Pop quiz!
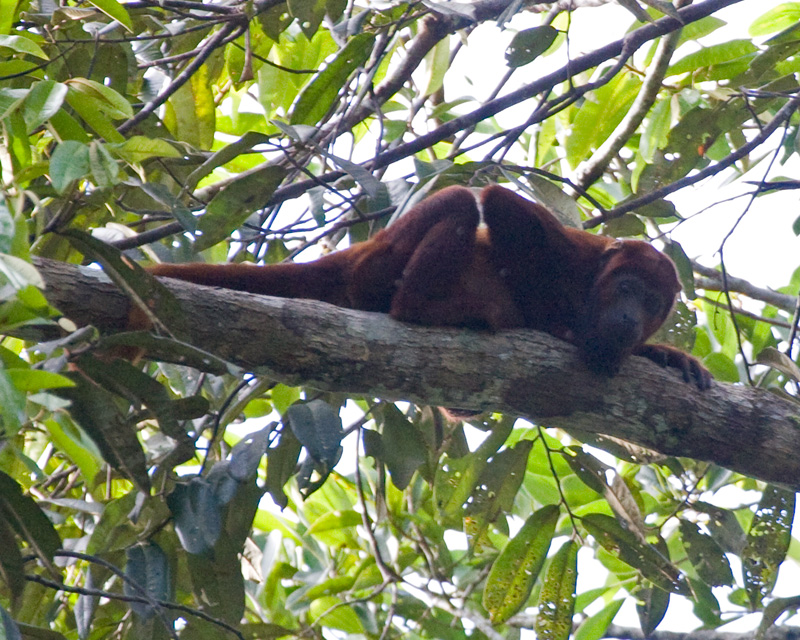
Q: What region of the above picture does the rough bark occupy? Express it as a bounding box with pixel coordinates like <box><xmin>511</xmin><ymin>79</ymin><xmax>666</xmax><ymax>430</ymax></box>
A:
<box><xmin>34</xmin><ymin>258</ymin><xmax>800</xmax><ymax>488</ymax></box>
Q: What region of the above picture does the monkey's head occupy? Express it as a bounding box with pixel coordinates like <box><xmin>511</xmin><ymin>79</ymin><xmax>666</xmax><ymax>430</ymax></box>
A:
<box><xmin>578</xmin><ymin>240</ymin><xmax>681</xmax><ymax>377</ymax></box>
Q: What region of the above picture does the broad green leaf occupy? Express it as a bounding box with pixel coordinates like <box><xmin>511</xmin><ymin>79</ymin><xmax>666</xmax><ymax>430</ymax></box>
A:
<box><xmin>112</xmin><ymin>136</ymin><xmax>181</xmax><ymax>164</ymax></box>
<box><xmin>0</xmin><ymin>470</ymin><xmax>61</xmax><ymax>570</ymax></box>
<box><xmin>0</xmin><ymin>201</ymin><xmax>13</xmax><ymax>254</ymax></box>
<box><xmin>640</xmin><ymin>99</ymin><xmax>671</xmax><ymax>163</ymax></box>
<box><xmin>184</xmin><ymin>131</ymin><xmax>272</xmax><ymax>192</ymax></box>
<box><xmin>506</xmin><ymin>26</ymin><xmax>559</xmax><ymax>67</ymax></box>
<box><xmin>86</xmin><ymin>0</ymin><xmax>133</xmax><ymax>32</ymax></box>
<box><xmin>536</xmin><ymin>540</ymin><xmax>578</xmax><ymax>640</ymax></box>
<box><xmin>0</xmin><ymin>87</ymin><xmax>28</xmax><ymax>120</ymax></box>
<box><xmin>124</xmin><ymin>542</ymin><xmax>171</xmax><ymax>619</ymax></box>
<box><xmin>667</xmin><ymin>40</ymin><xmax>758</xmax><ymax>77</ymax></box>
<box><xmin>0</xmin><ymin>520</ymin><xmax>25</xmax><ymax>600</ymax></box>
<box><xmin>582</xmin><ymin>513</ymin><xmax>688</xmax><ymax>594</ymax></box>
<box><xmin>307</xmin><ymin>509</ymin><xmax>363</xmax><ymax>535</ymax></box>
<box><xmin>0</xmin><ymin>254</ymin><xmax>42</xmax><ymax>290</ymax></box>
<box><xmin>88</xmin><ymin>141</ymin><xmax>119</xmax><ymax>188</ymax></box>
<box><xmin>376</xmin><ymin>405</ymin><xmax>426</xmax><ymax>490</ymax></box>
<box><xmin>22</xmin><ymin>80</ymin><xmax>67</xmax><ymax>132</ymax></box>
<box><xmin>435</xmin><ymin>416</ymin><xmax>514</xmax><ymax>521</ymax></box>
<box><xmin>0</xmin><ymin>369</ymin><xmax>26</xmax><ymax>434</ymax></box>
<box><xmin>742</xmin><ymin>485</ymin><xmax>795</xmax><ymax>607</ymax></box>
<box><xmin>7</xmin><ymin>369</ymin><xmax>74</xmax><ymax>391</ymax></box>
<box><xmin>750</xmin><ymin>3</ymin><xmax>800</xmax><ymax>36</ymax></box>
<box><xmin>56</xmin><ymin>368</ymin><xmax>150</xmax><ymax>491</ymax></box>
<box><xmin>703</xmin><ymin>352</ymin><xmax>739</xmax><ymax>383</ymax></box>
<box><xmin>65</xmin><ymin>78</ymin><xmax>133</xmax><ymax>119</ymax></box>
<box><xmin>291</xmin><ymin>33</ymin><xmax>375</xmax><ymax>125</ymax></box>
<box><xmin>755</xmin><ymin>347</ymin><xmax>800</xmax><ymax>382</ymax></box>
<box><xmin>636</xmin><ymin>582</ymin><xmax>670</xmax><ymax>636</ymax></box>
<box><xmin>483</xmin><ymin>504</ymin><xmax>559</xmax><ymax>624</ymax></box>
<box><xmin>164</xmin><ymin>64</ymin><xmax>215</xmax><ymax>149</ymax></box>
<box><xmin>0</xmin><ymin>0</ymin><xmax>16</xmax><ymax>35</ymax></box>
<box><xmin>0</xmin><ymin>34</ymin><xmax>47</xmax><ymax>59</ymax></box>
<box><xmin>574</xmin><ymin>599</ymin><xmax>624</xmax><ymax>640</ymax></box>
<box><xmin>566</xmin><ymin>71</ymin><xmax>641</xmax><ymax>169</ymax></box>
<box><xmin>423</xmin><ymin>35</ymin><xmax>450</xmax><ymax>96</ymax></box>
<box><xmin>168</xmin><ymin>478</ymin><xmax>222</xmax><ymax>554</ymax></box>
<box><xmin>42</xmin><ymin>416</ymin><xmax>102</xmax><ymax>484</ymax></box>
<box><xmin>286</xmin><ymin>399</ymin><xmax>343</xmax><ymax>469</ymax></box>
<box><xmin>309</xmin><ymin>596</ymin><xmax>365</xmax><ymax>634</ymax></box>
<box><xmin>197</xmin><ymin>165</ymin><xmax>287</xmax><ymax>251</ymax></box>
<box><xmin>680</xmin><ymin>521</ymin><xmax>734</xmax><ymax>587</ymax></box>
<box><xmin>288</xmin><ymin>0</ymin><xmax>327</xmax><ymax>39</ymax></box>
<box><xmin>65</xmin><ymin>89</ymin><xmax>125</xmax><ymax>143</ymax></box>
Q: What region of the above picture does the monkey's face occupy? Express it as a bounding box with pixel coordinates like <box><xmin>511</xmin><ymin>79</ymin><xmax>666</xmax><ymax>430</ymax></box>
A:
<box><xmin>579</xmin><ymin>271</ymin><xmax>673</xmax><ymax>377</ymax></box>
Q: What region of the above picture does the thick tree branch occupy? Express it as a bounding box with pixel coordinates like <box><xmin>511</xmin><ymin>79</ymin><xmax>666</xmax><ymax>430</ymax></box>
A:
<box><xmin>35</xmin><ymin>258</ymin><xmax>800</xmax><ymax>488</ymax></box>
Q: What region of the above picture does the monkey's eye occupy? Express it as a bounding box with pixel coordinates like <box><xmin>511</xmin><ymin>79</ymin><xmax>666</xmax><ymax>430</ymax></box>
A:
<box><xmin>644</xmin><ymin>293</ymin><xmax>662</xmax><ymax>315</ymax></box>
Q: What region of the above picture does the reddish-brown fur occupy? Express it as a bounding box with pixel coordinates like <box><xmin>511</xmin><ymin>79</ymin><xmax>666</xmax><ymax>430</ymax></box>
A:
<box><xmin>148</xmin><ymin>185</ymin><xmax>711</xmax><ymax>388</ymax></box>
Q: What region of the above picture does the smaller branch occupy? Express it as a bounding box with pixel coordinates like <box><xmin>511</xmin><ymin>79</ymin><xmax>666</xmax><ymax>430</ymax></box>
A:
<box><xmin>586</xmin><ymin>90</ymin><xmax>800</xmax><ymax>228</ymax></box>
<box><xmin>699</xmin><ymin>295</ymin><xmax>793</xmax><ymax>329</ymax></box>
<box><xmin>117</xmin><ymin>21</ymin><xmax>243</xmax><ymax>135</ymax></box>
<box><xmin>693</xmin><ymin>261</ymin><xmax>796</xmax><ymax>311</ymax></box>
<box><xmin>573</xmin><ymin>10</ymin><xmax>683</xmax><ymax>190</ymax></box>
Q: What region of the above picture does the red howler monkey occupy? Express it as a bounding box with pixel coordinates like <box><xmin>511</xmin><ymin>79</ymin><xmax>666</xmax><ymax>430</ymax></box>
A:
<box><xmin>147</xmin><ymin>185</ymin><xmax>712</xmax><ymax>389</ymax></box>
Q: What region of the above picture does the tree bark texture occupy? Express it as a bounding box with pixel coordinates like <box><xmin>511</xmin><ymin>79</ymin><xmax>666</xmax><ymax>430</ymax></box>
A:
<box><xmin>34</xmin><ymin>258</ymin><xmax>800</xmax><ymax>488</ymax></box>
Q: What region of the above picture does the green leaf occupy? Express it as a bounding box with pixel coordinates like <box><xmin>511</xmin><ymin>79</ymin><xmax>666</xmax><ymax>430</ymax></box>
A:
<box><xmin>566</xmin><ymin>71</ymin><xmax>641</xmax><ymax>169</ymax></box>
<box><xmin>168</xmin><ymin>478</ymin><xmax>222</xmax><ymax>554</ymax></box>
<box><xmin>164</xmin><ymin>65</ymin><xmax>215</xmax><ymax>149</ymax></box>
<box><xmin>703</xmin><ymin>352</ymin><xmax>739</xmax><ymax>383</ymax></box>
<box><xmin>423</xmin><ymin>35</ymin><xmax>450</xmax><ymax>96</ymax></box>
<box><xmin>377</xmin><ymin>405</ymin><xmax>427</xmax><ymax>490</ymax></box>
<box><xmin>22</xmin><ymin>80</ymin><xmax>67</xmax><ymax>132</ymax></box>
<box><xmin>112</xmin><ymin>136</ymin><xmax>181</xmax><ymax>164</ymax></box>
<box><xmin>286</xmin><ymin>399</ymin><xmax>343</xmax><ymax>469</ymax></box>
<box><xmin>582</xmin><ymin>513</ymin><xmax>688</xmax><ymax>594</ymax></box>
<box><xmin>7</xmin><ymin>369</ymin><xmax>74</xmax><ymax>391</ymax></box>
<box><xmin>755</xmin><ymin>347</ymin><xmax>800</xmax><ymax>382</ymax></box>
<box><xmin>65</xmin><ymin>78</ymin><xmax>133</xmax><ymax>119</ymax></box>
<box><xmin>85</xmin><ymin>0</ymin><xmax>133</xmax><ymax>32</ymax></box>
<box><xmin>636</xmin><ymin>582</ymin><xmax>670</xmax><ymax>636</ymax></box>
<box><xmin>750</xmin><ymin>3</ymin><xmax>800</xmax><ymax>36</ymax></box>
<box><xmin>197</xmin><ymin>165</ymin><xmax>287</xmax><ymax>251</ymax></box>
<box><xmin>574</xmin><ymin>599</ymin><xmax>624</xmax><ymax>640</ymax></box>
<box><xmin>65</xmin><ymin>88</ymin><xmax>125</xmax><ymax>143</ymax></box>
<box><xmin>288</xmin><ymin>0</ymin><xmax>327</xmax><ymax>39</ymax></box>
<box><xmin>667</xmin><ymin>40</ymin><xmax>758</xmax><ymax>77</ymax></box>
<box><xmin>307</xmin><ymin>509</ymin><xmax>363</xmax><ymax>535</ymax></box>
<box><xmin>56</xmin><ymin>368</ymin><xmax>150</xmax><ymax>491</ymax></box>
<box><xmin>0</xmin><ymin>470</ymin><xmax>62</xmax><ymax>571</ymax></box>
<box><xmin>536</xmin><ymin>540</ymin><xmax>578</xmax><ymax>640</ymax></box>
<box><xmin>0</xmin><ymin>369</ymin><xmax>26</xmax><ymax>434</ymax></box>
<box><xmin>0</xmin><ymin>201</ymin><xmax>14</xmax><ymax>254</ymax></box>
<box><xmin>291</xmin><ymin>33</ymin><xmax>375</xmax><ymax>125</ymax></box>
<box><xmin>680</xmin><ymin>521</ymin><xmax>734</xmax><ymax>587</ymax></box>
<box><xmin>184</xmin><ymin>131</ymin><xmax>272</xmax><ymax>192</ymax></box>
<box><xmin>483</xmin><ymin>504</ymin><xmax>559</xmax><ymax>624</ymax></box>
<box><xmin>506</xmin><ymin>26</ymin><xmax>559</xmax><ymax>67</ymax></box>
<box><xmin>124</xmin><ymin>542</ymin><xmax>171</xmax><ymax>620</ymax></box>
<box><xmin>88</xmin><ymin>141</ymin><xmax>119</xmax><ymax>188</ymax></box>
<box><xmin>0</xmin><ymin>520</ymin><xmax>25</xmax><ymax>601</ymax></box>
<box><xmin>0</xmin><ymin>34</ymin><xmax>47</xmax><ymax>59</ymax></box>
<box><xmin>309</xmin><ymin>596</ymin><xmax>365</xmax><ymax>634</ymax></box>
<box><xmin>0</xmin><ymin>87</ymin><xmax>28</xmax><ymax>120</ymax></box>
<box><xmin>742</xmin><ymin>485</ymin><xmax>796</xmax><ymax>607</ymax></box>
